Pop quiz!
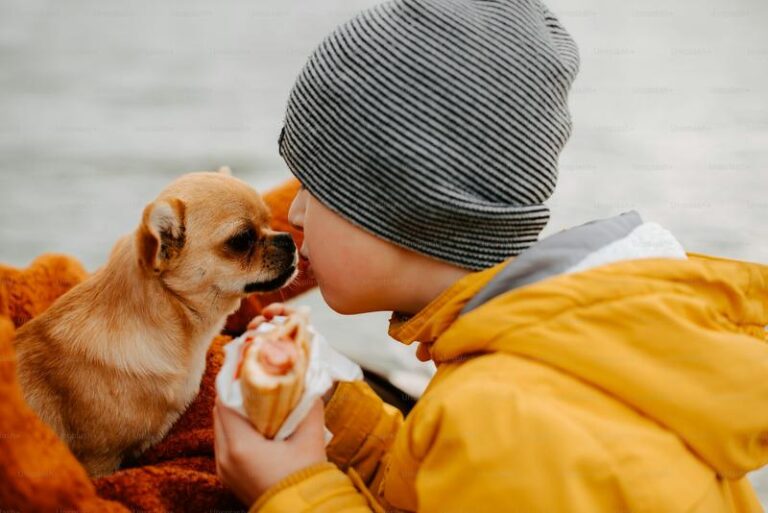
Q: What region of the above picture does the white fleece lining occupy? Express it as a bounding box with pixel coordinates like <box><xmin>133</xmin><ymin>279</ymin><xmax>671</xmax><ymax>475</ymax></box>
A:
<box><xmin>563</xmin><ymin>222</ymin><xmax>688</xmax><ymax>276</ymax></box>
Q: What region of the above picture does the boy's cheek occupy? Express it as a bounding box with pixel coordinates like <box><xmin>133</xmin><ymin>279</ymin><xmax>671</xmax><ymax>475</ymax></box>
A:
<box><xmin>314</xmin><ymin>262</ymin><xmax>375</xmax><ymax>314</ymax></box>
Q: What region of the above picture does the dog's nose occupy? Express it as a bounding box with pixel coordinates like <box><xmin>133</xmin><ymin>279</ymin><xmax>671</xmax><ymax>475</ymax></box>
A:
<box><xmin>272</xmin><ymin>233</ymin><xmax>296</xmax><ymax>251</ymax></box>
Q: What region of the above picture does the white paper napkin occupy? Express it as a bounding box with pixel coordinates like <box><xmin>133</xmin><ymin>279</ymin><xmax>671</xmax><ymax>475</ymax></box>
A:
<box><xmin>215</xmin><ymin>314</ymin><xmax>363</xmax><ymax>443</ymax></box>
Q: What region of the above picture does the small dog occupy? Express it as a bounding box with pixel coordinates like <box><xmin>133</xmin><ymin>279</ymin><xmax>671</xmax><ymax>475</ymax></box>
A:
<box><xmin>13</xmin><ymin>167</ymin><xmax>299</xmax><ymax>477</ymax></box>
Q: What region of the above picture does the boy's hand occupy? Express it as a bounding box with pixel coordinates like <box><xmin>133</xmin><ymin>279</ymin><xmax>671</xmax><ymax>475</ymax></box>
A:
<box><xmin>213</xmin><ymin>396</ymin><xmax>327</xmax><ymax>507</ymax></box>
<box><xmin>247</xmin><ymin>302</ymin><xmax>296</xmax><ymax>331</ymax></box>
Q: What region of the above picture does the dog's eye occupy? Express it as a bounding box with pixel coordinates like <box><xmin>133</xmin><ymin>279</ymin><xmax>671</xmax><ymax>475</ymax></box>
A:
<box><xmin>226</xmin><ymin>228</ymin><xmax>256</xmax><ymax>253</ymax></box>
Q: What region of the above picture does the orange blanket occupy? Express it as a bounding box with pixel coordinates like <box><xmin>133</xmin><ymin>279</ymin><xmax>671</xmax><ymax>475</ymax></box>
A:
<box><xmin>0</xmin><ymin>178</ymin><xmax>316</xmax><ymax>513</ymax></box>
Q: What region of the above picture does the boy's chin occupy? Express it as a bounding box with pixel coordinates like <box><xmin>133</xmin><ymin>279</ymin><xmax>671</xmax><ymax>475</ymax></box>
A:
<box><xmin>321</xmin><ymin>289</ymin><xmax>362</xmax><ymax>316</ymax></box>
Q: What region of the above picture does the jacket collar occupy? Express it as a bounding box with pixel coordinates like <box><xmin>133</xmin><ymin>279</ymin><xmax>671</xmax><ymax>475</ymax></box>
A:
<box><xmin>387</xmin><ymin>259</ymin><xmax>508</xmax><ymax>350</ymax></box>
<box><xmin>387</xmin><ymin>209</ymin><xmax>690</xmax><ymax>354</ymax></box>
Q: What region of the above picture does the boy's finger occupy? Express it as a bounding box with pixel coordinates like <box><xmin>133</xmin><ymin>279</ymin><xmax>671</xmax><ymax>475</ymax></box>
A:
<box><xmin>288</xmin><ymin>398</ymin><xmax>325</xmax><ymax>444</ymax></box>
<box><xmin>214</xmin><ymin>396</ymin><xmax>238</xmax><ymax>440</ymax></box>
<box><xmin>216</xmin><ymin>398</ymin><xmax>268</xmax><ymax>443</ymax></box>
<box><xmin>213</xmin><ymin>404</ymin><xmax>228</xmax><ymax>452</ymax></box>
<box><xmin>247</xmin><ymin>315</ymin><xmax>266</xmax><ymax>329</ymax></box>
<box><xmin>263</xmin><ymin>302</ymin><xmax>293</xmax><ymax>318</ymax></box>
<box><xmin>213</xmin><ymin>406</ymin><xmax>224</xmax><ymax>479</ymax></box>
<box><xmin>262</xmin><ymin>303</ymin><xmax>282</xmax><ymax>315</ymax></box>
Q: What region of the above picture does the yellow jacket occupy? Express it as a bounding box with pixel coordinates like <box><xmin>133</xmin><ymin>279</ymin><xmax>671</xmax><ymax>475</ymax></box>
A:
<box><xmin>250</xmin><ymin>215</ymin><xmax>768</xmax><ymax>512</ymax></box>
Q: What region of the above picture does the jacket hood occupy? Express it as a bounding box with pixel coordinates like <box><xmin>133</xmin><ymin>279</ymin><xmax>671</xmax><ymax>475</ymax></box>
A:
<box><xmin>388</xmin><ymin>210</ymin><xmax>768</xmax><ymax>478</ymax></box>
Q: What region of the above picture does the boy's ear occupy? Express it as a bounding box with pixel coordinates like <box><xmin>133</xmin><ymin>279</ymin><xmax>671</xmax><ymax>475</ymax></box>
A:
<box><xmin>137</xmin><ymin>198</ymin><xmax>186</xmax><ymax>273</ymax></box>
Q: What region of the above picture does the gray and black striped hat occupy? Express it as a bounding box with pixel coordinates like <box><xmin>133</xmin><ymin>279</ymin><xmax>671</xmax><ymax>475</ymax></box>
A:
<box><xmin>279</xmin><ymin>0</ymin><xmax>580</xmax><ymax>271</ymax></box>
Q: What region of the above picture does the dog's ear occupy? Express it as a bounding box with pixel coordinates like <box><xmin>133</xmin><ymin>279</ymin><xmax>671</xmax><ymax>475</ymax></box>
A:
<box><xmin>217</xmin><ymin>165</ymin><xmax>232</xmax><ymax>176</ymax></box>
<box><xmin>137</xmin><ymin>198</ymin><xmax>186</xmax><ymax>273</ymax></box>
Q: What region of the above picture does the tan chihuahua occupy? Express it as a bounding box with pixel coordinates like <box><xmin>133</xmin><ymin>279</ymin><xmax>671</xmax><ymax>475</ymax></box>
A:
<box><xmin>13</xmin><ymin>167</ymin><xmax>299</xmax><ymax>477</ymax></box>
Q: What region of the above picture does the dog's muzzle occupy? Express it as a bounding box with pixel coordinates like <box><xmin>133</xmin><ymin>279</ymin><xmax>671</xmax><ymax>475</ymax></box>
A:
<box><xmin>243</xmin><ymin>265</ymin><xmax>296</xmax><ymax>293</ymax></box>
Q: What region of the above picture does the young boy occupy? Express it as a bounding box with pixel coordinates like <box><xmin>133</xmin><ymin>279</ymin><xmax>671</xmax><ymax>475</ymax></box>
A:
<box><xmin>214</xmin><ymin>0</ymin><xmax>768</xmax><ymax>511</ymax></box>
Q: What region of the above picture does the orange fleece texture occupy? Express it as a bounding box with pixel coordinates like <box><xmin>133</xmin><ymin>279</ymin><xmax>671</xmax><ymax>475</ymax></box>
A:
<box><xmin>0</xmin><ymin>177</ymin><xmax>317</xmax><ymax>512</ymax></box>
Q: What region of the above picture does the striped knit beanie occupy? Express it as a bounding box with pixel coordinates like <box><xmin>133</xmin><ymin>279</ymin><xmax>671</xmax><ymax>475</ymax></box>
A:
<box><xmin>279</xmin><ymin>0</ymin><xmax>580</xmax><ymax>271</ymax></box>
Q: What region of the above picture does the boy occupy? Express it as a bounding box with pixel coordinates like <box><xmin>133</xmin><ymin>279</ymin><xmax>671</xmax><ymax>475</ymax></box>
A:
<box><xmin>214</xmin><ymin>0</ymin><xmax>768</xmax><ymax>511</ymax></box>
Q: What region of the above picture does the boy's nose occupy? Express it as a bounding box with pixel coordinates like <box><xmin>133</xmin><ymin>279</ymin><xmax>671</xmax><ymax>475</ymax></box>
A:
<box><xmin>288</xmin><ymin>215</ymin><xmax>303</xmax><ymax>231</ymax></box>
<box><xmin>287</xmin><ymin>189</ymin><xmax>306</xmax><ymax>230</ymax></box>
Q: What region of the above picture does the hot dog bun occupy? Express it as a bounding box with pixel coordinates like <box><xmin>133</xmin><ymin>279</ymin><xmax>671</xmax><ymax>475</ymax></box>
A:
<box><xmin>238</xmin><ymin>307</ymin><xmax>312</xmax><ymax>438</ymax></box>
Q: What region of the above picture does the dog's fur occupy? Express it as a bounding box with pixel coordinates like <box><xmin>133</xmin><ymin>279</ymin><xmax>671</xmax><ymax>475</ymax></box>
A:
<box><xmin>13</xmin><ymin>167</ymin><xmax>299</xmax><ymax>477</ymax></box>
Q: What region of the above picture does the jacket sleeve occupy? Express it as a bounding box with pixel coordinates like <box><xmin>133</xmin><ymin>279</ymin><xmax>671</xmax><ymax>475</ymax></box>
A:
<box><xmin>248</xmin><ymin>462</ymin><xmax>378</xmax><ymax>513</ymax></box>
<box><xmin>324</xmin><ymin>380</ymin><xmax>404</xmax><ymax>482</ymax></box>
<box><xmin>248</xmin><ymin>380</ymin><xmax>403</xmax><ymax>513</ymax></box>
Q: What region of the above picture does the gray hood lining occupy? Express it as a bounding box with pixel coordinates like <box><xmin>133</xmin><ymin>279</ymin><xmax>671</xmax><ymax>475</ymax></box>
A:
<box><xmin>460</xmin><ymin>210</ymin><xmax>645</xmax><ymax>316</ymax></box>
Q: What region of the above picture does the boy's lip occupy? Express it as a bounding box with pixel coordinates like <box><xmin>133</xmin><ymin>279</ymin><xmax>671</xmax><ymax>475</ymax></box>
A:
<box><xmin>298</xmin><ymin>248</ymin><xmax>311</xmax><ymax>267</ymax></box>
<box><xmin>299</xmin><ymin>254</ymin><xmax>314</xmax><ymax>279</ymax></box>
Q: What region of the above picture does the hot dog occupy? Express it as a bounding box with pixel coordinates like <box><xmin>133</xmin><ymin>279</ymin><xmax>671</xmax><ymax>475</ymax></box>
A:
<box><xmin>237</xmin><ymin>307</ymin><xmax>311</xmax><ymax>438</ymax></box>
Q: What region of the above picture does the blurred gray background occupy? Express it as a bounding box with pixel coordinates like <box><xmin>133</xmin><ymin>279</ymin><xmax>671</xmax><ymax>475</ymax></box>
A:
<box><xmin>1</xmin><ymin>0</ymin><xmax>766</xmax><ymax>503</ymax></box>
